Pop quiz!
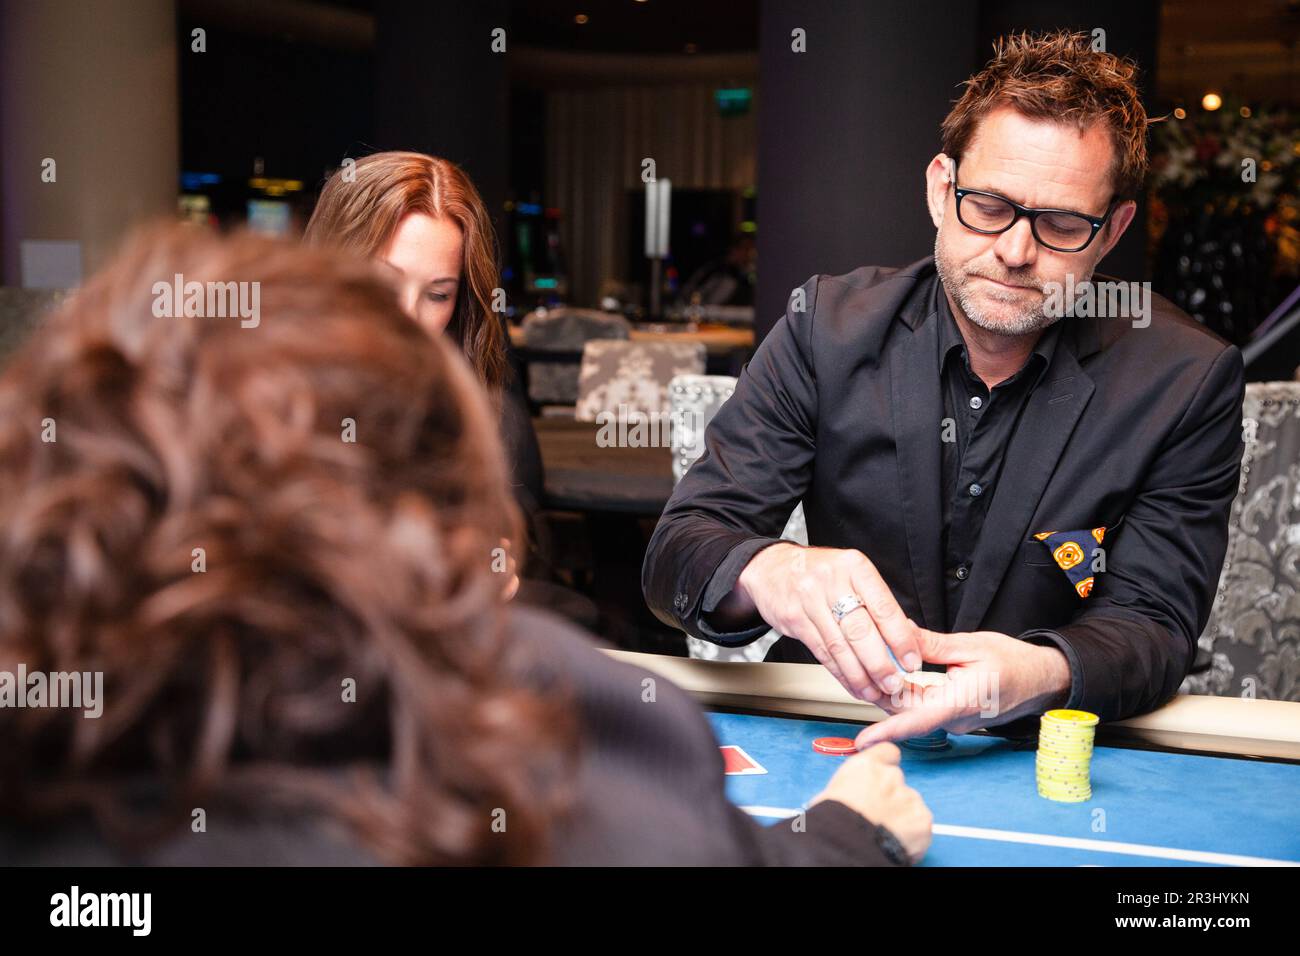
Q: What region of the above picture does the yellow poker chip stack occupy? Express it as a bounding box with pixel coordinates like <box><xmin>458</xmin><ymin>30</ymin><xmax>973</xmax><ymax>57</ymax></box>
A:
<box><xmin>1036</xmin><ymin>709</ymin><xmax>1099</xmax><ymax>803</ymax></box>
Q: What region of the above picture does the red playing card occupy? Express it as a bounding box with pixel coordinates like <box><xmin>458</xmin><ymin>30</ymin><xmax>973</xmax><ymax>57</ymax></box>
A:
<box><xmin>720</xmin><ymin>744</ymin><xmax>768</xmax><ymax>775</ymax></box>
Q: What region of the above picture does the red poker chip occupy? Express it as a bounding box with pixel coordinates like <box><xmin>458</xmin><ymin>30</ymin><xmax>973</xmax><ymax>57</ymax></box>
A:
<box><xmin>812</xmin><ymin>736</ymin><xmax>858</xmax><ymax>755</ymax></box>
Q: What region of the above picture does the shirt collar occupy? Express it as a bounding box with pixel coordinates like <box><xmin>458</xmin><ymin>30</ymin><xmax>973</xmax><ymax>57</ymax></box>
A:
<box><xmin>933</xmin><ymin>275</ymin><xmax>1061</xmax><ymax>390</ymax></box>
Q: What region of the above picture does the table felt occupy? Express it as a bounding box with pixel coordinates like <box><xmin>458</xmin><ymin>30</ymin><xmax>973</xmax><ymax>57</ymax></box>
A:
<box><xmin>708</xmin><ymin>710</ymin><xmax>1300</xmax><ymax>867</ymax></box>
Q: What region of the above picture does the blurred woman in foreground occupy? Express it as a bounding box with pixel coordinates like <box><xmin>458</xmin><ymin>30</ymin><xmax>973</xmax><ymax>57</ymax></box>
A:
<box><xmin>0</xmin><ymin>226</ymin><xmax>930</xmax><ymax>865</ymax></box>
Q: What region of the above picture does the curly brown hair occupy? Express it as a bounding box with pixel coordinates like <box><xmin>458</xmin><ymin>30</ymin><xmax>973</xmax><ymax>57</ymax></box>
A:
<box><xmin>303</xmin><ymin>151</ymin><xmax>509</xmax><ymax>391</ymax></box>
<box><xmin>0</xmin><ymin>223</ymin><xmax>574</xmax><ymax>864</ymax></box>
<box><xmin>941</xmin><ymin>30</ymin><xmax>1150</xmax><ymax>199</ymax></box>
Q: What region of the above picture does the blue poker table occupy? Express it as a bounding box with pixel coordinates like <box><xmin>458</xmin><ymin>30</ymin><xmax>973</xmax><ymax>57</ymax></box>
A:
<box><xmin>708</xmin><ymin>709</ymin><xmax>1300</xmax><ymax>867</ymax></box>
<box><xmin>606</xmin><ymin>650</ymin><xmax>1300</xmax><ymax>868</ymax></box>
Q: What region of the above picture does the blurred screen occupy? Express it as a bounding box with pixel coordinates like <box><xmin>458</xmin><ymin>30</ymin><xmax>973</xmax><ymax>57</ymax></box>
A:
<box><xmin>246</xmin><ymin>199</ymin><xmax>291</xmax><ymax>236</ymax></box>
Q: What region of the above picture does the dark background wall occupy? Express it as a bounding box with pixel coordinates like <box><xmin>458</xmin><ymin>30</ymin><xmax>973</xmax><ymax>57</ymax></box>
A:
<box><xmin>179</xmin><ymin>0</ymin><xmax>511</xmax><ymax>234</ymax></box>
<box><xmin>756</xmin><ymin>0</ymin><xmax>980</xmax><ymax>341</ymax></box>
<box><xmin>178</xmin><ymin>18</ymin><xmax>374</xmax><ymax>193</ymax></box>
<box><xmin>374</xmin><ymin>0</ymin><xmax>510</xmax><ymax>237</ymax></box>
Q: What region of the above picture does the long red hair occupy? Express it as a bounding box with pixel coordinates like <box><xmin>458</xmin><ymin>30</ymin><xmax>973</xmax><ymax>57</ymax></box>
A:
<box><xmin>304</xmin><ymin>151</ymin><xmax>509</xmax><ymax>390</ymax></box>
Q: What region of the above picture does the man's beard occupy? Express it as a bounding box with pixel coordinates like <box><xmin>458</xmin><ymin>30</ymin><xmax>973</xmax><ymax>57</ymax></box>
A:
<box><xmin>933</xmin><ymin>234</ymin><xmax>1079</xmax><ymax>337</ymax></box>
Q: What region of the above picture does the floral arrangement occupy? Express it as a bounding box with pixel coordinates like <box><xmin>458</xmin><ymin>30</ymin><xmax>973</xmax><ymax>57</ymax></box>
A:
<box><xmin>1149</xmin><ymin>105</ymin><xmax>1298</xmax><ymax>210</ymax></box>
<box><xmin>1149</xmin><ymin>105</ymin><xmax>1300</xmax><ymax>287</ymax></box>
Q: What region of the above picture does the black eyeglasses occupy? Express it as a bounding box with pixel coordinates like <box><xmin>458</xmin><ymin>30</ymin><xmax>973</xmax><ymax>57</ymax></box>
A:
<box><xmin>949</xmin><ymin>159</ymin><xmax>1117</xmax><ymax>253</ymax></box>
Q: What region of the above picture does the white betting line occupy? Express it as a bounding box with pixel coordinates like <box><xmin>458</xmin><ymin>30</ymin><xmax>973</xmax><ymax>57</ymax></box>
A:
<box><xmin>738</xmin><ymin>807</ymin><xmax>1300</xmax><ymax>867</ymax></box>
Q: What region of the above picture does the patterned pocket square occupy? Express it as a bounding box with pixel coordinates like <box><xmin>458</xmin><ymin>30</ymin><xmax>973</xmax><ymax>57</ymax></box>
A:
<box><xmin>1032</xmin><ymin>527</ymin><xmax>1106</xmax><ymax>598</ymax></box>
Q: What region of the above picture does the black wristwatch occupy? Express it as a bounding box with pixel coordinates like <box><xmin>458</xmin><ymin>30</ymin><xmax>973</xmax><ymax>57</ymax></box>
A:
<box><xmin>875</xmin><ymin>825</ymin><xmax>911</xmax><ymax>866</ymax></box>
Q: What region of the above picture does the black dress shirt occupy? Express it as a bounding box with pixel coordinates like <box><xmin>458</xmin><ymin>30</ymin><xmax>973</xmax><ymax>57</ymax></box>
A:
<box><xmin>935</xmin><ymin>283</ymin><xmax>1059</xmax><ymax>629</ymax></box>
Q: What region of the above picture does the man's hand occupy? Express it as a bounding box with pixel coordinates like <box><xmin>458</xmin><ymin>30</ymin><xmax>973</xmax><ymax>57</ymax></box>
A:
<box><xmin>735</xmin><ymin>543</ymin><xmax>924</xmax><ymax>701</ymax></box>
<box><xmin>854</xmin><ymin>628</ymin><xmax>1072</xmax><ymax>748</ymax></box>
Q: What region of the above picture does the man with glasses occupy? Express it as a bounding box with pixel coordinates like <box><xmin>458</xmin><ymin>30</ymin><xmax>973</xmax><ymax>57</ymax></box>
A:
<box><xmin>643</xmin><ymin>32</ymin><xmax>1245</xmax><ymax>742</ymax></box>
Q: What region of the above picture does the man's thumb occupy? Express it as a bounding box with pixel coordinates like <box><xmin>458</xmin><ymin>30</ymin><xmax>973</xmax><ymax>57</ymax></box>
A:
<box><xmin>916</xmin><ymin>627</ymin><xmax>969</xmax><ymax>664</ymax></box>
<box><xmin>920</xmin><ymin>629</ymin><xmax>977</xmax><ymax>665</ymax></box>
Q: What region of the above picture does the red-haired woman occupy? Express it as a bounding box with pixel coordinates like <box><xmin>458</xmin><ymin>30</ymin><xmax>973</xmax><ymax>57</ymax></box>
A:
<box><xmin>304</xmin><ymin>151</ymin><xmax>542</xmax><ymax>540</ymax></box>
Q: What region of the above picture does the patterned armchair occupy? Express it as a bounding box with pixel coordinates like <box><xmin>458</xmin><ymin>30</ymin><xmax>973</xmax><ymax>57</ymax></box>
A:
<box><xmin>1182</xmin><ymin>382</ymin><xmax>1300</xmax><ymax>701</ymax></box>
<box><xmin>520</xmin><ymin>307</ymin><xmax>631</xmax><ymax>409</ymax></box>
<box><xmin>668</xmin><ymin>374</ymin><xmax>807</xmax><ymax>662</ymax></box>
<box><xmin>575</xmin><ymin>340</ymin><xmax>705</xmax><ymax>422</ymax></box>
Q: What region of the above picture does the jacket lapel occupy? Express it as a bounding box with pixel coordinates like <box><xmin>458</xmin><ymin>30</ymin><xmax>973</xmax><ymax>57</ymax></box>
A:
<box><xmin>953</xmin><ymin>339</ymin><xmax>1095</xmax><ymax>632</ymax></box>
<box><xmin>889</xmin><ymin>299</ymin><xmax>946</xmax><ymax>631</ymax></box>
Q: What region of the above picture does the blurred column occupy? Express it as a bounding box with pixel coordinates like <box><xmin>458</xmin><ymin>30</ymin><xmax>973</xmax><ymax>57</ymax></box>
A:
<box><xmin>756</xmin><ymin>0</ymin><xmax>979</xmax><ymax>342</ymax></box>
<box><xmin>373</xmin><ymin>0</ymin><xmax>509</xmax><ymax>238</ymax></box>
<box><xmin>0</xmin><ymin>0</ymin><xmax>179</xmax><ymax>286</ymax></box>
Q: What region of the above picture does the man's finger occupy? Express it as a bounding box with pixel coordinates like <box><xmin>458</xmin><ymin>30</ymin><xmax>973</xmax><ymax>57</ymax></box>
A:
<box><xmin>800</xmin><ymin>588</ymin><xmax>875</xmax><ymax>699</ymax></box>
<box><xmin>854</xmin><ymin>706</ymin><xmax>949</xmax><ymax>749</ymax></box>
<box><xmin>838</xmin><ymin>609</ymin><xmax>904</xmax><ymax>697</ymax></box>
<box><xmin>848</xmin><ymin>559</ymin><xmax>922</xmax><ymax>670</ymax></box>
<box><xmin>915</xmin><ymin>627</ymin><xmax>981</xmax><ymax>665</ymax></box>
<box><xmin>782</xmin><ymin>615</ymin><xmax>851</xmax><ymax>694</ymax></box>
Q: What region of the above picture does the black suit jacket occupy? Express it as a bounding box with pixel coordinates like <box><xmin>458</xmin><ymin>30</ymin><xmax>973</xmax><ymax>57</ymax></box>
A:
<box><xmin>643</xmin><ymin>257</ymin><xmax>1245</xmax><ymax>722</ymax></box>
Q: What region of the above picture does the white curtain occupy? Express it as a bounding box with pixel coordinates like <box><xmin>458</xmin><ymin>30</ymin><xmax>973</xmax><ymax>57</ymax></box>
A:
<box><xmin>545</xmin><ymin>83</ymin><xmax>757</xmax><ymax>308</ymax></box>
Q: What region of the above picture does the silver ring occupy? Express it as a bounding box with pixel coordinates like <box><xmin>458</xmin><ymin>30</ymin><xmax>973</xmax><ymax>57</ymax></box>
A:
<box><xmin>830</xmin><ymin>593</ymin><xmax>865</xmax><ymax>624</ymax></box>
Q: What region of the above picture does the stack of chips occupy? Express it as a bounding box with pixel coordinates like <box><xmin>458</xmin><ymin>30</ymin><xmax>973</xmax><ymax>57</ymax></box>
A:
<box><xmin>901</xmin><ymin>728</ymin><xmax>950</xmax><ymax>752</ymax></box>
<box><xmin>1036</xmin><ymin>709</ymin><xmax>1099</xmax><ymax>802</ymax></box>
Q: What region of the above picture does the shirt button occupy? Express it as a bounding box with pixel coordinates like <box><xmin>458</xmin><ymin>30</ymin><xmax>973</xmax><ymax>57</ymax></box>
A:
<box><xmin>969</xmin><ymin>396</ymin><xmax>983</xmax><ymax>410</ymax></box>
<box><xmin>955</xmin><ymin>565</ymin><xmax>970</xmax><ymax>581</ymax></box>
<box><xmin>969</xmin><ymin>482</ymin><xmax>983</xmax><ymax>497</ymax></box>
